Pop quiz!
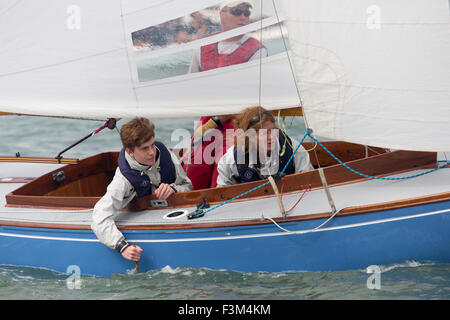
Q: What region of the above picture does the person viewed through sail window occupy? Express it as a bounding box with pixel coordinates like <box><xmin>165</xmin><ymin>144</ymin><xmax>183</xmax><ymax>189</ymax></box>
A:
<box><xmin>91</xmin><ymin>117</ymin><xmax>193</xmax><ymax>262</ymax></box>
<box><xmin>189</xmin><ymin>1</ymin><xmax>268</xmax><ymax>73</ymax></box>
<box><xmin>216</xmin><ymin>106</ymin><xmax>313</xmax><ymax>186</ymax></box>
<box><xmin>184</xmin><ymin>115</ymin><xmax>235</xmax><ymax>189</ymax></box>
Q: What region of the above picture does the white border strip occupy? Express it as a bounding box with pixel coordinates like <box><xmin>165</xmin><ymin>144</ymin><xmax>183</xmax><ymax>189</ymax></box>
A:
<box><xmin>0</xmin><ymin>208</ymin><xmax>449</xmax><ymax>243</ymax></box>
<box><xmin>132</xmin><ymin>17</ymin><xmax>281</xmax><ymax>61</ymax></box>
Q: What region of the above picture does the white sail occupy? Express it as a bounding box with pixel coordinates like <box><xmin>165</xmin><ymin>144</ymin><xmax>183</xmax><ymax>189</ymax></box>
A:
<box><xmin>0</xmin><ymin>0</ymin><xmax>300</xmax><ymax>119</ymax></box>
<box><xmin>280</xmin><ymin>0</ymin><xmax>450</xmax><ymax>152</ymax></box>
<box><xmin>1</xmin><ymin>0</ymin><xmax>449</xmax><ymax>152</ymax></box>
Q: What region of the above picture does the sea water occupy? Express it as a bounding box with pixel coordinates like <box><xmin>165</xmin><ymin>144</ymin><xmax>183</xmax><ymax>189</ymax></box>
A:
<box><xmin>0</xmin><ymin>262</ymin><xmax>449</xmax><ymax>300</ymax></box>
<box><xmin>0</xmin><ymin>115</ymin><xmax>449</xmax><ymax>300</ymax></box>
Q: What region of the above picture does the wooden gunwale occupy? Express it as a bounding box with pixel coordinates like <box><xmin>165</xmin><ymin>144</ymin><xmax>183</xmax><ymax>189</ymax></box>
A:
<box><xmin>1</xmin><ymin>190</ymin><xmax>449</xmax><ymax>231</ymax></box>
<box><xmin>2</xmin><ymin>141</ymin><xmax>389</xmax><ymax>208</ymax></box>
<box><xmin>2</xmin><ymin>161</ymin><xmax>439</xmax><ymax>210</ymax></box>
<box><xmin>1</xmin><ymin>144</ymin><xmax>446</xmax><ymax>231</ymax></box>
<box><xmin>0</xmin><ymin>156</ymin><xmax>79</xmax><ymax>165</ymax></box>
<box><xmin>5</xmin><ymin>148</ymin><xmax>435</xmax><ymax>211</ymax></box>
<box><xmin>0</xmin><ymin>178</ymin><xmax>35</xmax><ymax>184</ymax></box>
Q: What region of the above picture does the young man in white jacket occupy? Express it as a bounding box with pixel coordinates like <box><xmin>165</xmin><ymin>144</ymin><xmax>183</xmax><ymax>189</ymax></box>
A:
<box><xmin>91</xmin><ymin>117</ymin><xmax>192</xmax><ymax>262</ymax></box>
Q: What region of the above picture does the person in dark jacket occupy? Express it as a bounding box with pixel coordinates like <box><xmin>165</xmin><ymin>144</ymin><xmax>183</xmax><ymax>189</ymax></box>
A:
<box><xmin>216</xmin><ymin>106</ymin><xmax>313</xmax><ymax>186</ymax></box>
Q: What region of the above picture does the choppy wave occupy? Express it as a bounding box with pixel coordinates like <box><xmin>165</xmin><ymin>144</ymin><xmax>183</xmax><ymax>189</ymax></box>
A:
<box><xmin>1</xmin><ymin>262</ymin><xmax>449</xmax><ymax>300</ymax></box>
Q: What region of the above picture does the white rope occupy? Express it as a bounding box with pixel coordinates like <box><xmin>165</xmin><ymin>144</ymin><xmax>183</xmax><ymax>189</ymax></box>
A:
<box><xmin>264</xmin><ymin>207</ymin><xmax>348</xmax><ymax>234</ymax></box>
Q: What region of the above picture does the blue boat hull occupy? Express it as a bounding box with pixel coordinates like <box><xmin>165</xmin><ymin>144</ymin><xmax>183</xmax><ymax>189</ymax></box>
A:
<box><xmin>1</xmin><ymin>200</ymin><xmax>449</xmax><ymax>277</ymax></box>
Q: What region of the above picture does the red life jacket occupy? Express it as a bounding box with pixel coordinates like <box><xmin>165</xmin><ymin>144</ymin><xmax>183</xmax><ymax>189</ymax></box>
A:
<box><xmin>191</xmin><ymin>116</ymin><xmax>234</xmax><ymax>160</ymax></box>
<box><xmin>184</xmin><ymin>116</ymin><xmax>235</xmax><ymax>190</ymax></box>
<box><xmin>200</xmin><ymin>37</ymin><xmax>265</xmax><ymax>72</ymax></box>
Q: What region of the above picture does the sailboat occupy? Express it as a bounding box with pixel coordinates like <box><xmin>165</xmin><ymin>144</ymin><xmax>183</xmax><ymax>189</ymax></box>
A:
<box><xmin>0</xmin><ymin>0</ymin><xmax>449</xmax><ymax>277</ymax></box>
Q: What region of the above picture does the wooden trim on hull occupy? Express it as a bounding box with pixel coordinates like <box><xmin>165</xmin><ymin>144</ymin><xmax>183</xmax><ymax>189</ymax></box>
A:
<box><xmin>2</xmin><ymin>141</ymin><xmax>444</xmax><ymax>233</ymax></box>
<box><xmin>5</xmin><ymin>148</ymin><xmax>435</xmax><ymax>211</ymax></box>
<box><xmin>0</xmin><ymin>156</ymin><xmax>79</xmax><ymax>165</ymax></box>
<box><xmin>127</xmin><ymin>150</ymin><xmax>437</xmax><ymax>212</ymax></box>
<box><xmin>3</xmin><ymin>142</ymin><xmax>386</xmax><ymax>208</ymax></box>
<box><xmin>1</xmin><ymin>190</ymin><xmax>449</xmax><ymax>231</ymax></box>
<box><xmin>0</xmin><ymin>177</ymin><xmax>35</xmax><ymax>184</ymax></box>
<box><xmin>270</xmin><ymin>107</ymin><xmax>303</xmax><ymax>117</ymax></box>
<box><xmin>123</xmin><ymin>191</ymin><xmax>450</xmax><ymax>230</ymax></box>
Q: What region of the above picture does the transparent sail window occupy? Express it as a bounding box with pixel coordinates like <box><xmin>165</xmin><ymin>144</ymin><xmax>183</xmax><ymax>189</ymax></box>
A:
<box><xmin>131</xmin><ymin>0</ymin><xmax>290</xmax><ymax>83</ymax></box>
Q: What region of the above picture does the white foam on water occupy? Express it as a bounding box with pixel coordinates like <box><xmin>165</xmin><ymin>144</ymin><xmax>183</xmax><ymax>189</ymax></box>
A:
<box><xmin>363</xmin><ymin>260</ymin><xmax>435</xmax><ymax>274</ymax></box>
<box><xmin>160</xmin><ymin>265</ymin><xmax>179</xmax><ymax>274</ymax></box>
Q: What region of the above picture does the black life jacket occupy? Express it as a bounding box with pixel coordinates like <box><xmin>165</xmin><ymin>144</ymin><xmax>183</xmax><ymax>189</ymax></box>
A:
<box><xmin>233</xmin><ymin>131</ymin><xmax>295</xmax><ymax>183</ymax></box>
<box><xmin>118</xmin><ymin>141</ymin><xmax>176</xmax><ymax>197</ymax></box>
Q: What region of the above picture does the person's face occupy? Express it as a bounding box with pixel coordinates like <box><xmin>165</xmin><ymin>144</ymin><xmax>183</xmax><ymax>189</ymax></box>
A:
<box><xmin>126</xmin><ymin>137</ymin><xmax>157</xmax><ymax>166</ymax></box>
<box><xmin>220</xmin><ymin>4</ymin><xmax>251</xmax><ymax>32</ymax></box>
<box><xmin>257</xmin><ymin>121</ymin><xmax>276</xmax><ymax>153</ymax></box>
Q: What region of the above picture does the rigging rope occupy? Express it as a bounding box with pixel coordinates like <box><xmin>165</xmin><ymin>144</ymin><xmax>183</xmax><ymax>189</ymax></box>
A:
<box><xmin>307</xmin><ymin>134</ymin><xmax>450</xmax><ymax>181</ymax></box>
<box><xmin>199</xmin><ymin>129</ymin><xmax>450</xmax><ymax>218</ymax></box>
<box><xmin>200</xmin><ymin>129</ymin><xmax>311</xmax><ymax>217</ymax></box>
<box><xmin>55</xmin><ymin>118</ymin><xmax>116</xmax><ymax>162</ymax></box>
<box><xmin>282</xmin><ymin>183</ymin><xmax>311</xmax><ymax>215</ymax></box>
<box><xmin>265</xmin><ymin>206</ymin><xmax>347</xmax><ymax>234</ymax></box>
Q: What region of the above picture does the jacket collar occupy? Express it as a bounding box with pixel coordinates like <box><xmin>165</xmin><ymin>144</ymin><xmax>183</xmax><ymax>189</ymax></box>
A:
<box><xmin>124</xmin><ymin>148</ymin><xmax>160</xmax><ymax>172</ymax></box>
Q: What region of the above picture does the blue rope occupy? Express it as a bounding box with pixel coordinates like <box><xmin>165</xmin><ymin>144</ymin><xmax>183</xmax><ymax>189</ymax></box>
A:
<box><xmin>200</xmin><ymin>181</ymin><xmax>270</xmax><ymax>216</ymax></box>
<box><xmin>307</xmin><ymin>133</ymin><xmax>450</xmax><ymax>181</ymax></box>
<box><xmin>198</xmin><ymin>129</ymin><xmax>449</xmax><ymax>217</ymax></box>
<box><xmin>279</xmin><ymin>129</ymin><xmax>311</xmax><ymax>176</ymax></box>
<box><xmin>200</xmin><ymin>129</ymin><xmax>311</xmax><ymax>216</ymax></box>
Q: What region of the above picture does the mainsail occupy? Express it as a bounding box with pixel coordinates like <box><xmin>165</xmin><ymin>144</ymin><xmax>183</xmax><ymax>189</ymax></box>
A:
<box><xmin>0</xmin><ymin>0</ymin><xmax>449</xmax><ymax>152</ymax></box>
<box><xmin>0</xmin><ymin>0</ymin><xmax>299</xmax><ymax>119</ymax></box>
<box><xmin>281</xmin><ymin>0</ymin><xmax>450</xmax><ymax>152</ymax></box>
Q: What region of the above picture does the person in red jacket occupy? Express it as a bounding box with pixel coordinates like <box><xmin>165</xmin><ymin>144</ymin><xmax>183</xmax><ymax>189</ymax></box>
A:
<box><xmin>183</xmin><ymin>115</ymin><xmax>235</xmax><ymax>189</ymax></box>
<box><xmin>189</xmin><ymin>1</ymin><xmax>267</xmax><ymax>73</ymax></box>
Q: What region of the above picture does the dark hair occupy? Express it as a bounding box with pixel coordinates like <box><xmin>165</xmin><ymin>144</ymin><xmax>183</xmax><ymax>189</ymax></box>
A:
<box><xmin>120</xmin><ymin>117</ymin><xmax>155</xmax><ymax>151</ymax></box>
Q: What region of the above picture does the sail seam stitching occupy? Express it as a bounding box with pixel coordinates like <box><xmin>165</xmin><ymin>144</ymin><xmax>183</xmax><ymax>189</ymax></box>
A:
<box><xmin>0</xmin><ymin>48</ymin><xmax>125</xmax><ymax>78</ymax></box>
<box><xmin>119</xmin><ymin>0</ymin><xmax>140</xmax><ymax>110</ymax></box>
